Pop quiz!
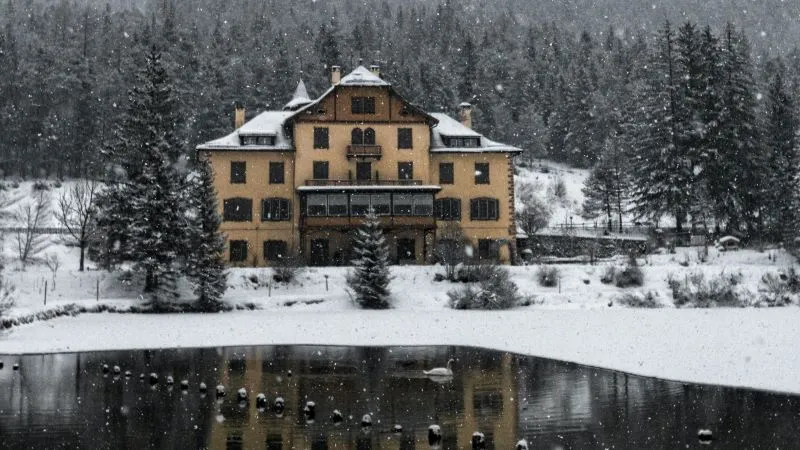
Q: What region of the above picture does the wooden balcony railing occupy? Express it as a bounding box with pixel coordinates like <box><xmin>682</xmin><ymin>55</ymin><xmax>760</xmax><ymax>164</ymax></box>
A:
<box><xmin>305</xmin><ymin>179</ymin><xmax>423</xmax><ymax>186</ymax></box>
<box><xmin>346</xmin><ymin>145</ymin><xmax>382</xmax><ymax>158</ymax></box>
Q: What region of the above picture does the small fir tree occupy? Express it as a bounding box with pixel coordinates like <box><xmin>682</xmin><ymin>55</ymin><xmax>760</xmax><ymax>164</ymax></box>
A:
<box><xmin>346</xmin><ymin>210</ymin><xmax>392</xmax><ymax>309</ymax></box>
<box><xmin>185</xmin><ymin>160</ymin><xmax>228</xmax><ymax>312</ymax></box>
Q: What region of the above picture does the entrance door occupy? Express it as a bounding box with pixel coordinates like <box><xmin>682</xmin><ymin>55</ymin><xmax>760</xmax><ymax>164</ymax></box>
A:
<box><xmin>356</xmin><ymin>162</ymin><xmax>371</xmax><ymax>181</ymax></box>
<box><xmin>310</xmin><ymin>239</ymin><xmax>329</xmax><ymax>266</ymax></box>
<box><xmin>396</xmin><ymin>238</ymin><xmax>416</xmax><ymax>264</ymax></box>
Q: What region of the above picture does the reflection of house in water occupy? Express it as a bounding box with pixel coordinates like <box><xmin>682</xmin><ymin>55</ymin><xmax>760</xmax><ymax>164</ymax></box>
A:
<box><xmin>206</xmin><ymin>346</ymin><xmax>519</xmax><ymax>449</ymax></box>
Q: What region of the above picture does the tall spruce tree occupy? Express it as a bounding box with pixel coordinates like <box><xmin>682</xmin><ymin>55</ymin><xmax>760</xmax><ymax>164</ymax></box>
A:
<box><xmin>628</xmin><ymin>21</ymin><xmax>693</xmax><ymax>232</ymax></box>
<box><xmin>763</xmin><ymin>70</ymin><xmax>799</xmax><ymax>242</ymax></box>
<box><xmin>185</xmin><ymin>160</ymin><xmax>227</xmax><ymax>312</ymax></box>
<box><xmin>94</xmin><ymin>46</ymin><xmax>187</xmax><ymax>310</ymax></box>
<box><xmin>346</xmin><ymin>210</ymin><xmax>392</xmax><ymax>309</ymax></box>
<box><xmin>581</xmin><ymin>136</ymin><xmax>629</xmax><ymax>232</ymax></box>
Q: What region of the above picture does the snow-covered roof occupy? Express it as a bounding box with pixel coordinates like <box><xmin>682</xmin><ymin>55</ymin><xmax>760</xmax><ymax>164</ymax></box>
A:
<box><xmin>429</xmin><ymin>113</ymin><xmax>522</xmax><ymax>154</ymax></box>
<box><xmin>339</xmin><ymin>66</ymin><xmax>391</xmax><ymax>86</ymax></box>
<box><xmin>283</xmin><ymin>80</ymin><xmax>312</xmax><ymax>111</ymax></box>
<box><xmin>196</xmin><ymin>111</ymin><xmax>294</xmax><ymax>151</ymax></box>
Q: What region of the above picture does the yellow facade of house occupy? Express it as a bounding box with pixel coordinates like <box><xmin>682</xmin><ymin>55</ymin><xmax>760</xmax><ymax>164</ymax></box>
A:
<box><xmin>198</xmin><ymin>66</ymin><xmax>521</xmax><ymax>267</ymax></box>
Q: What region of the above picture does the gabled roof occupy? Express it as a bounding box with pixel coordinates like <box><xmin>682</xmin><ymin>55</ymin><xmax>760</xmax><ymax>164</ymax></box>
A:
<box><xmin>196</xmin><ymin>111</ymin><xmax>294</xmax><ymax>151</ymax></box>
<box><xmin>339</xmin><ymin>65</ymin><xmax>391</xmax><ymax>86</ymax></box>
<box><xmin>283</xmin><ymin>80</ymin><xmax>313</xmax><ymax>111</ymax></box>
<box><xmin>430</xmin><ymin>113</ymin><xmax>522</xmax><ymax>154</ymax></box>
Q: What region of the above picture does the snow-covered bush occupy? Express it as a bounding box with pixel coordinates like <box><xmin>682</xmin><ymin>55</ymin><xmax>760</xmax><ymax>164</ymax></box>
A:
<box><xmin>346</xmin><ymin>210</ymin><xmax>392</xmax><ymax>309</ymax></box>
<box><xmin>614</xmin><ymin>255</ymin><xmax>644</xmax><ymax>288</ymax></box>
<box><xmin>668</xmin><ymin>271</ymin><xmax>748</xmax><ymax>308</ymax></box>
<box><xmin>455</xmin><ymin>263</ymin><xmax>504</xmax><ymax>283</ymax></box>
<box><xmin>757</xmin><ymin>269</ymin><xmax>800</xmax><ymax>307</ymax></box>
<box><xmin>272</xmin><ymin>255</ymin><xmax>299</xmax><ymax>284</ymax></box>
<box><xmin>447</xmin><ymin>266</ymin><xmax>526</xmax><ymax>310</ymax></box>
<box><xmin>600</xmin><ymin>265</ymin><xmax>616</xmax><ymax>284</ymax></box>
<box><xmin>0</xmin><ymin>275</ymin><xmax>15</xmax><ymax>318</ymax></box>
<box><xmin>536</xmin><ymin>266</ymin><xmax>560</xmax><ymax>287</ymax></box>
<box><xmin>615</xmin><ymin>291</ymin><xmax>662</xmax><ymax>308</ymax></box>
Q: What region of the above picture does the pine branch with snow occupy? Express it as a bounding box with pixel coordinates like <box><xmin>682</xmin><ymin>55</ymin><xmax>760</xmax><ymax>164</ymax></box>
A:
<box><xmin>346</xmin><ymin>210</ymin><xmax>392</xmax><ymax>309</ymax></box>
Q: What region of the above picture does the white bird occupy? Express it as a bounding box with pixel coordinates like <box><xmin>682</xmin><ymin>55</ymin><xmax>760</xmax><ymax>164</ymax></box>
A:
<box><xmin>423</xmin><ymin>359</ymin><xmax>454</xmax><ymax>377</ymax></box>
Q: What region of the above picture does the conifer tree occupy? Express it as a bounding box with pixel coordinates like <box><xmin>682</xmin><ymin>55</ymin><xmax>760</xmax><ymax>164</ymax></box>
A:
<box><xmin>763</xmin><ymin>70</ymin><xmax>799</xmax><ymax>242</ymax></box>
<box><xmin>94</xmin><ymin>46</ymin><xmax>187</xmax><ymax>310</ymax></box>
<box><xmin>581</xmin><ymin>136</ymin><xmax>629</xmax><ymax>232</ymax></box>
<box><xmin>185</xmin><ymin>160</ymin><xmax>228</xmax><ymax>312</ymax></box>
<box><xmin>346</xmin><ymin>210</ymin><xmax>392</xmax><ymax>309</ymax></box>
<box><xmin>628</xmin><ymin>21</ymin><xmax>693</xmax><ymax>232</ymax></box>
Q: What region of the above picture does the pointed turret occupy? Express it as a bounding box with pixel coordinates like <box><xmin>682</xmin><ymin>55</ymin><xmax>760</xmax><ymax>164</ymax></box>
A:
<box><xmin>283</xmin><ymin>80</ymin><xmax>313</xmax><ymax>111</ymax></box>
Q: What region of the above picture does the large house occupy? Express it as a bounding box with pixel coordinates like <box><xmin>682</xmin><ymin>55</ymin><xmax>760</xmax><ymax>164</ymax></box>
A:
<box><xmin>197</xmin><ymin>65</ymin><xmax>521</xmax><ymax>266</ymax></box>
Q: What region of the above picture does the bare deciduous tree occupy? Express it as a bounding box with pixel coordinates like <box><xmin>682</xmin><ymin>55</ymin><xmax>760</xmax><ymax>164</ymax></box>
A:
<box><xmin>44</xmin><ymin>253</ymin><xmax>61</xmax><ymax>289</ymax></box>
<box><xmin>434</xmin><ymin>221</ymin><xmax>471</xmax><ymax>281</ymax></box>
<box><xmin>15</xmin><ymin>191</ymin><xmax>51</xmax><ymax>269</ymax></box>
<box><xmin>55</xmin><ymin>180</ymin><xmax>99</xmax><ymax>271</ymax></box>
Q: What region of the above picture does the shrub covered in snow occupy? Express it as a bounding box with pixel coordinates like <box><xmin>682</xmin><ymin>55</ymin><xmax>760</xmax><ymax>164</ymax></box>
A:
<box><xmin>615</xmin><ymin>291</ymin><xmax>662</xmax><ymax>308</ymax></box>
<box><xmin>346</xmin><ymin>210</ymin><xmax>392</xmax><ymax>309</ymax></box>
<box><xmin>668</xmin><ymin>271</ymin><xmax>748</xmax><ymax>308</ymax></box>
<box><xmin>454</xmin><ymin>263</ymin><xmax>504</xmax><ymax>283</ymax></box>
<box><xmin>448</xmin><ymin>265</ymin><xmax>529</xmax><ymax>310</ymax></box>
<box><xmin>614</xmin><ymin>255</ymin><xmax>644</xmax><ymax>288</ymax></box>
<box><xmin>536</xmin><ymin>266</ymin><xmax>560</xmax><ymax>287</ymax></box>
<box><xmin>0</xmin><ymin>274</ymin><xmax>15</xmax><ymax>318</ymax></box>
<box><xmin>757</xmin><ymin>268</ymin><xmax>800</xmax><ymax>307</ymax></box>
<box><xmin>600</xmin><ymin>265</ymin><xmax>616</xmax><ymax>284</ymax></box>
<box><xmin>272</xmin><ymin>255</ymin><xmax>300</xmax><ymax>284</ymax></box>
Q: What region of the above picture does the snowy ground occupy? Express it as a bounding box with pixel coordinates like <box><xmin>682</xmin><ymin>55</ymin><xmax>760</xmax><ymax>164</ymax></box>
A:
<box><xmin>1</xmin><ymin>243</ymin><xmax>799</xmax><ymax>394</ymax></box>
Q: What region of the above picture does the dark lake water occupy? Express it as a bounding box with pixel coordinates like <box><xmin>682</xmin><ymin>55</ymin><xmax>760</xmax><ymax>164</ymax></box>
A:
<box><xmin>1</xmin><ymin>345</ymin><xmax>798</xmax><ymax>449</ymax></box>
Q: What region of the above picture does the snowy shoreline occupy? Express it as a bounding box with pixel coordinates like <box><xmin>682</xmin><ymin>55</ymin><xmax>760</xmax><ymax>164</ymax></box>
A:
<box><xmin>1</xmin><ymin>308</ymin><xmax>799</xmax><ymax>395</ymax></box>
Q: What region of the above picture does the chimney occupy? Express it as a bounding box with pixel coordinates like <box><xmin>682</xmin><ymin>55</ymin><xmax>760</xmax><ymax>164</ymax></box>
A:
<box><xmin>369</xmin><ymin>64</ymin><xmax>380</xmax><ymax>77</ymax></box>
<box><xmin>234</xmin><ymin>102</ymin><xmax>245</xmax><ymax>130</ymax></box>
<box><xmin>459</xmin><ymin>102</ymin><xmax>473</xmax><ymax>129</ymax></box>
<box><xmin>330</xmin><ymin>65</ymin><xmax>341</xmax><ymax>85</ymax></box>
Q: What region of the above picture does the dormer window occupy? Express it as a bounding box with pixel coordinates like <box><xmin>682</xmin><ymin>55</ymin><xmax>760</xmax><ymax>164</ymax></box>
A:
<box><xmin>240</xmin><ymin>135</ymin><xmax>276</xmax><ymax>146</ymax></box>
<box><xmin>443</xmin><ymin>136</ymin><xmax>480</xmax><ymax>148</ymax></box>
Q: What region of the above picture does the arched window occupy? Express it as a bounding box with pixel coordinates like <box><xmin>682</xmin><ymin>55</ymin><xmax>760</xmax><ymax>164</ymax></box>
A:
<box><xmin>363</xmin><ymin>128</ymin><xmax>376</xmax><ymax>145</ymax></box>
<box><xmin>351</xmin><ymin>128</ymin><xmax>363</xmax><ymax>145</ymax></box>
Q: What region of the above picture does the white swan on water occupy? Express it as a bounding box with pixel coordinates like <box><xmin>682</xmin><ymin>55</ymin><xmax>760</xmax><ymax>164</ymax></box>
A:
<box><xmin>423</xmin><ymin>359</ymin><xmax>454</xmax><ymax>377</ymax></box>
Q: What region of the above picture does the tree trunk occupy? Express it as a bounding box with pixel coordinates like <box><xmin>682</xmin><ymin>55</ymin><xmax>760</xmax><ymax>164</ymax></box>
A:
<box><xmin>79</xmin><ymin>242</ymin><xmax>85</xmax><ymax>272</ymax></box>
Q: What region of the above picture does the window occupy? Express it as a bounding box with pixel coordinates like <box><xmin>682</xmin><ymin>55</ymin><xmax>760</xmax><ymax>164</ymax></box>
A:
<box><xmin>439</xmin><ymin>163</ymin><xmax>454</xmax><ymax>184</ymax></box>
<box><xmin>434</xmin><ymin>198</ymin><xmax>461</xmax><ymax>220</ymax></box>
<box><xmin>261</xmin><ymin>198</ymin><xmax>290</xmax><ymax>221</ymax></box>
<box><xmin>413</xmin><ymin>194</ymin><xmax>433</xmax><ymax>216</ymax></box>
<box><xmin>241</xmin><ymin>135</ymin><xmax>275</xmax><ymax>146</ymax></box>
<box><xmin>264</xmin><ymin>240</ymin><xmax>288</xmax><ymax>262</ymax></box>
<box><xmin>328</xmin><ymin>194</ymin><xmax>348</xmax><ymax>216</ymax></box>
<box><xmin>313</xmin><ymin>161</ymin><xmax>329</xmax><ymax>180</ymax></box>
<box><xmin>229</xmin><ymin>240</ymin><xmax>248</xmax><ymax>262</ymax></box>
<box><xmin>307</xmin><ymin>194</ymin><xmax>327</xmax><ymax>216</ymax></box>
<box><xmin>351</xmin><ymin>128</ymin><xmax>363</xmax><ymax>145</ymax></box>
<box><xmin>398</xmin><ymin>162</ymin><xmax>413</xmax><ymax>180</ymax></box>
<box><xmin>478</xmin><ymin>239</ymin><xmax>499</xmax><ymax>261</ymax></box>
<box><xmin>475</xmin><ymin>162</ymin><xmax>490</xmax><ymax>184</ymax></box>
<box><xmin>223</xmin><ymin>198</ymin><xmax>252</xmax><ymax>222</ymax></box>
<box><xmin>351</xmin><ymin>96</ymin><xmax>376</xmax><ymax>114</ymax></box>
<box><xmin>393</xmin><ymin>194</ymin><xmax>413</xmax><ymax>215</ymax></box>
<box><xmin>470</xmin><ymin>197</ymin><xmax>499</xmax><ymax>221</ymax></box>
<box><xmin>313</xmin><ymin>127</ymin><xmax>329</xmax><ymax>149</ymax></box>
<box><xmin>269</xmin><ymin>162</ymin><xmax>284</xmax><ymax>184</ymax></box>
<box><xmin>398</xmin><ymin>128</ymin><xmax>413</xmax><ymax>149</ymax></box>
<box><xmin>350</xmin><ymin>194</ymin><xmax>370</xmax><ymax>216</ymax></box>
<box><xmin>444</xmin><ymin>136</ymin><xmax>480</xmax><ymax>147</ymax></box>
<box><xmin>356</xmin><ymin>162</ymin><xmax>371</xmax><ymax>181</ymax></box>
<box><xmin>371</xmin><ymin>194</ymin><xmax>391</xmax><ymax>215</ymax></box>
<box><xmin>351</xmin><ymin>127</ymin><xmax>376</xmax><ymax>145</ymax></box>
<box><xmin>230</xmin><ymin>162</ymin><xmax>246</xmax><ymax>184</ymax></box>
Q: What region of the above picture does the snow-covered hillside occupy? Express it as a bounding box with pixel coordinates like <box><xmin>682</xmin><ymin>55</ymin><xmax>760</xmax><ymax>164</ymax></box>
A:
<box><xmin>514</xmin><ymin>160</ymin><xmax>589</xmax><ymax>229</ymax></box>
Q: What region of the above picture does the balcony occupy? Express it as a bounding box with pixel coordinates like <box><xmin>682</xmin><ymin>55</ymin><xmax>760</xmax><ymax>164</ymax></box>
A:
<box><xmin>346</xmin><ymin>144</ymin><xmax>382</xmax><ymax>159</ymax></box>
<box><xmin>305</xmin><ymin>179</ymin><xmax>423</xmax><ymax>186</ymax></box>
